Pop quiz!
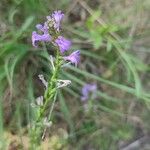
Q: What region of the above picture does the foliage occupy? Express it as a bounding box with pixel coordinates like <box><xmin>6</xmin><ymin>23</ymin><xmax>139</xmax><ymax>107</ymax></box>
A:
<box><xmin>0</xmin><ymin>0</ymin><xmax>150</xmax><ymax>149</ymax></box>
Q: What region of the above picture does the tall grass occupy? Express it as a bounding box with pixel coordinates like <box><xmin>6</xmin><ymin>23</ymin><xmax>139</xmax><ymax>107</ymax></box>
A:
<box><xmin>0</xmin><ymin>0</ymin><xmax>149</xmax><ymax>149</ymax></box>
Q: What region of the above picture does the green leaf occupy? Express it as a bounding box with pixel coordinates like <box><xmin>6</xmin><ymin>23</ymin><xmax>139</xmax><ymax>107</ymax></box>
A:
<box><xmin>90</xmin><ymin>29</ymin><xmax>103</xmax><ymax>49</ymax></box>
<box><xmin>106</xmin><ymin>41</ymin><xmax>112</xmax><ymax>52</ymax></box>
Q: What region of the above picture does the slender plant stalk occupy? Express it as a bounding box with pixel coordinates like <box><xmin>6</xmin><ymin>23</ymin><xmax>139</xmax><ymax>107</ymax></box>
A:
<box><xmin>30</xmin><ymin>49</ymin><xmax>62</xmax><ymax>146</ymax></box>
<box><xmin>38</xmin><ymin>49</ymin><xmax>61</xmax><ymax>121</ymax></box>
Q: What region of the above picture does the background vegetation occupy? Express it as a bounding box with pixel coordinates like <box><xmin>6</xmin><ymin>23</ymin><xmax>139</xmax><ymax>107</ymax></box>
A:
<box><xmin>0</xmin><ymin>0</ymin><xmax>150</xmax><ymax>149</ymax></box>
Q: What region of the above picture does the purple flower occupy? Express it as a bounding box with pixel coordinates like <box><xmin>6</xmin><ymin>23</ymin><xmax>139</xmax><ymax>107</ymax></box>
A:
<box><xmin>36</xmin><ymin>23</ymin><xmax>48</xmax><ymax>34</ymax></box>
<box><xmin>55</xmin><ymin>36</ymin><xmax>71</xmax><ymax>53</ymax></box>
<box><xmin>52</xmin><ymin>10</ymin><xmax>64</xmax><ymax>31</ymax></box>
<box><xmin>81</xmin><ymin>84</ymin><xmax>97</xmax><ymax>101</ymax></box>
<box><xmin>63</xmin><ymin>50</ymin><xmax>80</xmax><ymax>66</ymax></box>
<box><xmin>32</xmin><ymin>31</ymin><xmax>51</xmax><ymax>47</ymax></box>
<box><xmin>32</xmin><ymin>22</ymin><xmax>51</xmax><ymax>47</ymax></box>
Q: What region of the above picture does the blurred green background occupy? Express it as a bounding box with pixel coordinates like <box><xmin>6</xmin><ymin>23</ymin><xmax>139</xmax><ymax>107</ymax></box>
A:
<box><xmin>0</xmin><ymin>0</ymin><xmax>150</xmax><ymax>149</ymax></box>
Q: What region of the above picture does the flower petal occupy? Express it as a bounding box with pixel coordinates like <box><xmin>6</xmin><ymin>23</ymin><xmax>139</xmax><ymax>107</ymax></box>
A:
<box><xmin>55</xmin><ymin>36</ymin><xmax>71</xmax><ymax>53</ymax></box>
<box><xmin>63</xmin><ymin>50</ymin><xmax>80</xmax><ymax>66</ymax></box>
<box><xmin>32</xmin><ymin>31</ymin><xmax>51</xmax><ymax>47</ymax></box>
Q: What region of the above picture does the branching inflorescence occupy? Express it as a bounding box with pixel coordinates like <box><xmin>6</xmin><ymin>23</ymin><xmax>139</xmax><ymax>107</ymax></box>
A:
<box><xmin>31</xmin><ymin>10</ymin><xmax>80</xmax><ymax>144</ymax></box>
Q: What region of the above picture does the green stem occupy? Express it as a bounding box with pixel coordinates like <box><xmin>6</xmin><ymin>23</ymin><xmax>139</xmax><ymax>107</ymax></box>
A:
<box><xmin>38</xmin><ymin>49</ymin><xmax>61</xmax><ymax>121</ymax></box>
<box><xmin>31</xmin><ymin>49</ymin><xmax>62</xmax><ymax>145</ymax></box>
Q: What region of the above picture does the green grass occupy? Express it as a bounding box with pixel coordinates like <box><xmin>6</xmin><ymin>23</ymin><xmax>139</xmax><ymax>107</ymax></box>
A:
<box><xmin>0</xmin><ymin>0</ymin><xmax>150</xmax><ymax>149</ymax></box>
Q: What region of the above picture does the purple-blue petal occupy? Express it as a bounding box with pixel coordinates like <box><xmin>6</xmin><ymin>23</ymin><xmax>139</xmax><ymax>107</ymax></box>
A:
<box><xmin>32</xmin><ymin>31</ymin><xmax>51</xmax><ymax>47</ymax></box>
<box><xmin>36</xmin><ymin>23</ymin><xmax>49</xmax><ymax>34</ymax></box>
<box><xmin>55</xmin><ymin>36</ymin><xmax>71</xmax><ymax>53</ymax></box>
<box><xmin>36</xmin><ymin>24</ymin><xmax>43</xmax><ymax>30</ymax></box>
<box><xmin>52</xmin><ymin>10</ymin><xmax>64</xmax><ymax>31</ymax></box>
<box><xmin>81</xmin><ymin>84</ymin><xmax>97</xmax><ymax>101</ymax></box>
<box><xmin>63</xmin><ymin>50</ymin><xmax>80</xmax><ymax>66</ymax></box>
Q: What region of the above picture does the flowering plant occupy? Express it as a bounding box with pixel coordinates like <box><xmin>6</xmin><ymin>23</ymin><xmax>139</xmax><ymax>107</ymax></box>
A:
<box><xmin>81</xmin><ymin>83</ymin><xmax>97</xmax><ymax>111</ymax></box>
<box><xmin>31</xmin><ymin>10</ymin><xmax>80</xmax><ymax>146</ymax></box>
